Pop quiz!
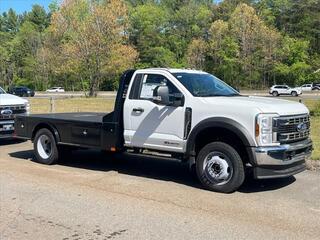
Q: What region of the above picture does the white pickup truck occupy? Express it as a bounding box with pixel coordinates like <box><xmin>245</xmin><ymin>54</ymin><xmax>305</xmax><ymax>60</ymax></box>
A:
<box><xmin>0</xmin><ymin>87</ymin><xmax>30</xmax><ymax>138</ymax></box>
<box><xmin>15</xmin><ymin>69</ymin><xmax>312</xmax><ymax>193</ymax></box>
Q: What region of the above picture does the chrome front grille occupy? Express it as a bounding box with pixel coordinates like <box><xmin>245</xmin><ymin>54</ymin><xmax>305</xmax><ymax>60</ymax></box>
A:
<box><xmin>273</xmin><ymin>114</ymin><xmax>310</xmax><ymax>143</ymax></box>
<box><xmin>0</xmin><ymin>105</ymin><xmax>26</xmax><ymax>120</ymax></box>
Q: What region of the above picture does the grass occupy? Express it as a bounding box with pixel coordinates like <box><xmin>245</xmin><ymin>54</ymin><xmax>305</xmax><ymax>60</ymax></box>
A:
<box><xmin>29</xmin><ymin>97</ymin><xmax>115</xmax><ymax>114</ymax></box>
<box><xmin>304</xmin><ymin>100</ymin><xmax>320</xmax><ymax>160</ymax></box>
<box><xmin>310</xmin><ymin>117</ymin><xmax>320</xmax><ymax>160</ymax></box>
<box><xmin>28</xmin><ymin>96</ymin><xmax>320</xmax><ymax>160</ymax></box>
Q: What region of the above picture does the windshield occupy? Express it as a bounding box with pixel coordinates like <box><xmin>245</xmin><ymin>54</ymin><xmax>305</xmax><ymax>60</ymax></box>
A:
<box><xmin>0</xmin><ymin>87</ymin><xmax>6</xmax><ymax>94</ymax></box>
<box><xmin>172</xmin><ymin>72</ymin><xmax>239</xmax><ymax>97</ymax></box>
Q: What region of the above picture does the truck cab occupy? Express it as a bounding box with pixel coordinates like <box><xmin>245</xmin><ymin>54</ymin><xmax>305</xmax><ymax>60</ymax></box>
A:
<box><xmin>14</xmin><ymin>69</ymin><xmax>312</xmax><ymax>193</ymax></box>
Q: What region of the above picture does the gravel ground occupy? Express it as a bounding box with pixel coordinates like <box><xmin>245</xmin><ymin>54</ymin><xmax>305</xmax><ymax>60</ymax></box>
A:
<box><xmin>1</xmin><ymin>140</ymin><xmax>320</xmax><ymax>240</ymax></box>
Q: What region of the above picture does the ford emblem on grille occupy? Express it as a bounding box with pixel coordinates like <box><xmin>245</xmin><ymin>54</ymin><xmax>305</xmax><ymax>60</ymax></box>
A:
<box><xmin>297</xmin><ymin>122</ymin><xmax>307</xmax><ymax>132</ymax></box>
<box><xmin>1</xmin><ymin>109</ymin><xmax>13</xmax><ymax>116</ymax></box>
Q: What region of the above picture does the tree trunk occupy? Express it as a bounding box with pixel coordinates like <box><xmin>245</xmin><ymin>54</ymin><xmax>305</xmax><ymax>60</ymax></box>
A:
<box><xmin>89</xmin><ymin>74</ymin><xmax>98</xmax><ymax>97</ymax></box>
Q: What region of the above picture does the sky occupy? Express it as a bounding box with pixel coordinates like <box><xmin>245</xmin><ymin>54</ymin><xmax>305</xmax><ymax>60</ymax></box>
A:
<box><xmin>0</xmin><ymin>0</ymin><xmax>52</xmax><ymax>13</ymax></box>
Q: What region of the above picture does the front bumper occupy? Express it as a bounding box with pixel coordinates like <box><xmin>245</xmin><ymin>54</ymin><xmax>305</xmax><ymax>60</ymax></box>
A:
<box><xmin>250</xmin><ymin>139</ymin><xmax>312</xmax><ymax>179</ymax></box>
<box><xmin>0</xmin><ymin>120</ymin><xmax>15</xmax><ymax>139</ymax></box>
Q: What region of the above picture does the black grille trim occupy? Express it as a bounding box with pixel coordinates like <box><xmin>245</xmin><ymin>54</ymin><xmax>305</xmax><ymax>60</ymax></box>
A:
<box><xmin>273</xmin><ymin>114</ymin><xmax>310</xmax><ymax>143</ymax></box>
<box><xmin>0</xmin><ymin>104</ymin><xmax>26</xmax><ymax>120</ymax></box>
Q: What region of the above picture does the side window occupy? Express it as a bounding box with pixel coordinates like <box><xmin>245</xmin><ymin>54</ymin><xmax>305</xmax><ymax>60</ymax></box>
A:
<box><xmin>138</xmin><ymin>74</ymin><xmax>179</xmax><ymax>100</ymax></box>
<box><xmin>129</xmin><ymin>73</ymin><xmax>144</xmax><ymax>99</ymax></box>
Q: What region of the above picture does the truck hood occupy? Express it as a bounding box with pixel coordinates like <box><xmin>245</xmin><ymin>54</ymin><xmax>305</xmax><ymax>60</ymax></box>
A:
<box><xmin>201</xmin><ymin>96</ymin><xmax>309</xmax><ymax>116</ymax></box>
<box><xmin>0</xmin><ymin>93</ymin><xmax>28</xmax><ymax>106</ymax></box>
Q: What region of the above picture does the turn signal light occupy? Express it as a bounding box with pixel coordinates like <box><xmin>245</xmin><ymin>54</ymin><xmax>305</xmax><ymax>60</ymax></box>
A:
<box><xmin>255</xmin><ymin>122</ymin><xmax>259</xmax><ymax>137</ymax></box>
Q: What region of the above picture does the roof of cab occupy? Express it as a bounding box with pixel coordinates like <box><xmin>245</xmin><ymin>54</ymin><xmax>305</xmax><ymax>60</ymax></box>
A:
<box><xmin>137</xmin><ymin>68</ymin><xmax>206</xmax><ymax>74</ymax></box>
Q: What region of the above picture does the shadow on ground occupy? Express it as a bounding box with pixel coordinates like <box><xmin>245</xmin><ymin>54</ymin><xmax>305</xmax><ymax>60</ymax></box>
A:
<box><xmin>9</xmin><ymin>149</ymin><xmax>296</xmax><ymax>193</ymax></box>
<box><xmin>0</xmin><ymin>139</ymin><xmax>27</xmax><ymax>146</ymax></box>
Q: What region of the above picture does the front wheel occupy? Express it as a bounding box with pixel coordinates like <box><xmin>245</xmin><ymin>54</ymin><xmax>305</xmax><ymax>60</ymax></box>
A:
<box><xmin>291</xmin><ymin>91</ymin><xmax>298</xmax><ymax>97</ymax></box>
<box><xmin>272</xmin><ymin>91</ymin><xmax>278</xmax><ymax>96</ymax></box>
<box><xmin>34</xmin><ymin>128</ymin><xmax>59</xmax><ymax>164</ymax></box>
<box><xmin>196</xmin><ymin>142</ymin><xmax>245</xmax><ymax>193</ymax></box>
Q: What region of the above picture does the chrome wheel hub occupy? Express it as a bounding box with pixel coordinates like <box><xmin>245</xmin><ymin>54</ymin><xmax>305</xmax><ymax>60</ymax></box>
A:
<box><xmin>203</xmin><ymin>152</ymin><xmax>233</xmax><ymax>185</ymax></box>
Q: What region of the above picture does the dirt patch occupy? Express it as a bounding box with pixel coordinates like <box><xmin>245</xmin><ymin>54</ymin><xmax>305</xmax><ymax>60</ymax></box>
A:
<box><xmin>306</xmin><ymin>159</ymin><xmax>320</xmax><ymax>171</ymax></box>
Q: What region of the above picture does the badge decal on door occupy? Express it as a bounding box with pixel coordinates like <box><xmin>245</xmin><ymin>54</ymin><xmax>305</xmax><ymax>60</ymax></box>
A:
<box><xmin>164</xmin><ymin>141</ymin><xmax>179</xmax><ymax>146</ymax></box>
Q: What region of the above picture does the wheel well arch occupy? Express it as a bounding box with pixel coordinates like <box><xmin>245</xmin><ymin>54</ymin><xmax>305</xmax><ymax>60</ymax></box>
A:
<box><xmin>31</xmin><ymin>123</ymin><xmax>60</xmax><ymax>142</ymax></box>
<box><xmin>186</xmin><ymin>118</ymin><xmax>256</xmax><ymax>166</ymax></box>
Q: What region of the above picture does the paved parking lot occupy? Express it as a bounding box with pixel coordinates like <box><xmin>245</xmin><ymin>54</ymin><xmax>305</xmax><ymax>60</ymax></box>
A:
<box><xmin>1</xmin><ymin>140</ymin><xmax>320</xmax><ymax>240</ymax></box>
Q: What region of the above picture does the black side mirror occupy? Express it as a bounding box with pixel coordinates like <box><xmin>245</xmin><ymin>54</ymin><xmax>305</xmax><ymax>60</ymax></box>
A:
<box><xmin>172</xmin><ymin>92</ymin><xmax>184</xmax><ymax>107</ymax></box>
<box><xmin>153</xmin><ymin>85</ymin><xmax>170</xmax><ymax>105</ymax></box>
<box><xmin>153</xmin><ymin>86</ymin><xmax>184</xmax><ymax>107</ymax></box>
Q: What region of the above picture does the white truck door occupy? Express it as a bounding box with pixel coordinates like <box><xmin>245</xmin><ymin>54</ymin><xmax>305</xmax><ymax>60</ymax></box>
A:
<box><xmin>123</xmin><ymin>73</ymin><xmax>186</xmax><ymax>153</ymax></box>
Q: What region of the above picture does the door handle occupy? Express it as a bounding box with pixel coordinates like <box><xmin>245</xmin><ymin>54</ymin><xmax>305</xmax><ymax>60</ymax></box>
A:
<box><xmin>132</xmin><ymin>108</ymin><xmax>144</xmax><ymax>113</ymax></box>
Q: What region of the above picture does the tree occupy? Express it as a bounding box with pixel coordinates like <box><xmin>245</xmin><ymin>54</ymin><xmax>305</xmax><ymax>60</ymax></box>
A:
<box><xmin>187</xmin><ymin>39</ymin><xmax>207</xmax><ymax>70</ymax></box>
<box><xmin>275</xmin><ymin>37</ymin><xmax>311</xmax><ymax>85</ymax></box>
<box><xmin>46</xmin><ymin>0</ymin><xmax>138</xmax><ymax>96</ymax></box>
<box><xmin>27</xmin><ymin>5</ymin><xmax>50</xmax><ymax>32</ymax></box>
<box><xmin>1</xmin><ymin>0</ymin><xmax>319</xmax><ymax>91</ymax></box>
<box><xmin>2</xmin><ymin>9</ymin><xmax>19</xmax><ymax>32</ymax></box>
<box><xmin>129</xmin><ymin>3</ymin><xmax>169</xmax><ymax>66</ymax></box>
<box><xmin>206</xmin><ymin>20</ymin><xmax>240</xmax><ymax>86</ymax></box>
<box><xmin>167</xmin><ymin>1</ymin><xmax>212</xmax><ymax>62</ymax></box>
<box><xmin>257</xmin><ymin>0</ymin><xmax>320</xmax><ymax>54</ymax></box>
<box><xmin>10</xmin><ymin>21</ymin><xmax>42</xmax><ymax>88</ymax></box>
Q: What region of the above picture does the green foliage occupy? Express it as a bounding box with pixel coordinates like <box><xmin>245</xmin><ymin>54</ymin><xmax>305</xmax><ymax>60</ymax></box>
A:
<box><xmin>1</xmin><ymin>8</ymin><xmax>19</xmax><ymax>32</ymax></box>
<box><xmin>0</xmin><ymin>0</ymin><xmax>319</xmax><ymax>92</ymax></box>
<box><xmin>129</xmin><ymin>3</ymin><xmax>170</xmax><ymax>62</ymax></box>
<box><xmin>13</xmin><ymin>75</ymin><xmax>34</xmax><ymax>89</ymax></box>
<box><xmin>26</xmin><ymin>5</ymin><xmax>50</xmax><ymax>32</ymax></box>
<box><xmin>274</xmin><ymin>37</ymin><xmax>312</xmax><ymax>85</ymax></box>
<box><xmin>310</xmin><ymin>101</ymin><xmax>320</xmax><ymax>117</ymax></box>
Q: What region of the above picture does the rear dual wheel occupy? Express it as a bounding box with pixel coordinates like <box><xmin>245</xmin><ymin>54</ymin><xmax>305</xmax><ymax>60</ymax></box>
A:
<box><xmin>34</xmin><ymin>128</ymin><xmax>71</xmax><ymax>164</ymax></box>
<box><xmin>34</xmin><ymin>129</ymin><xmax>59</xmax><ymax>164</ymax></box>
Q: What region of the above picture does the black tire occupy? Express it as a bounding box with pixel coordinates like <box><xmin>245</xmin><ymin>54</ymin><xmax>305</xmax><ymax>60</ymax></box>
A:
<box><xmin>196</xmin><ymin>142</ymin><xmax>245</xmax><ymax>193</ymax></box>
<box><xmin>272</xmin><ymin>91</ymin><xmax>278</xmax><ymax>96</ymax></box>
<box><xmin>33</xmin><ymin>128</ymin><xmax>59</xmax><ymax>165</ymax></box>
<box><xmin>291</xmin><ymin>91</ymin><xmax>298</xmax><ymax>97</ymax></box>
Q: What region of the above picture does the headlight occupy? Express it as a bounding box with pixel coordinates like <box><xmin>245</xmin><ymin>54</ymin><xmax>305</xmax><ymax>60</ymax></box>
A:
<box><xmin>25</xmin><ymin>102</ymin><xmax>30</xmax><ymax>114</ymax></box>
<box><xmin>255</xmin><ymin>113</ymin><xmax>279</xmax><ymax>146</ymax></box>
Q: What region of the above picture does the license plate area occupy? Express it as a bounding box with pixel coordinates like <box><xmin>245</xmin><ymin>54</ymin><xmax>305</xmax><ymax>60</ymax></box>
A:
<box><xmin>0</xmin><ymin>124</ymin><xmax>14</xmax><ymax>131</ymax></box>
